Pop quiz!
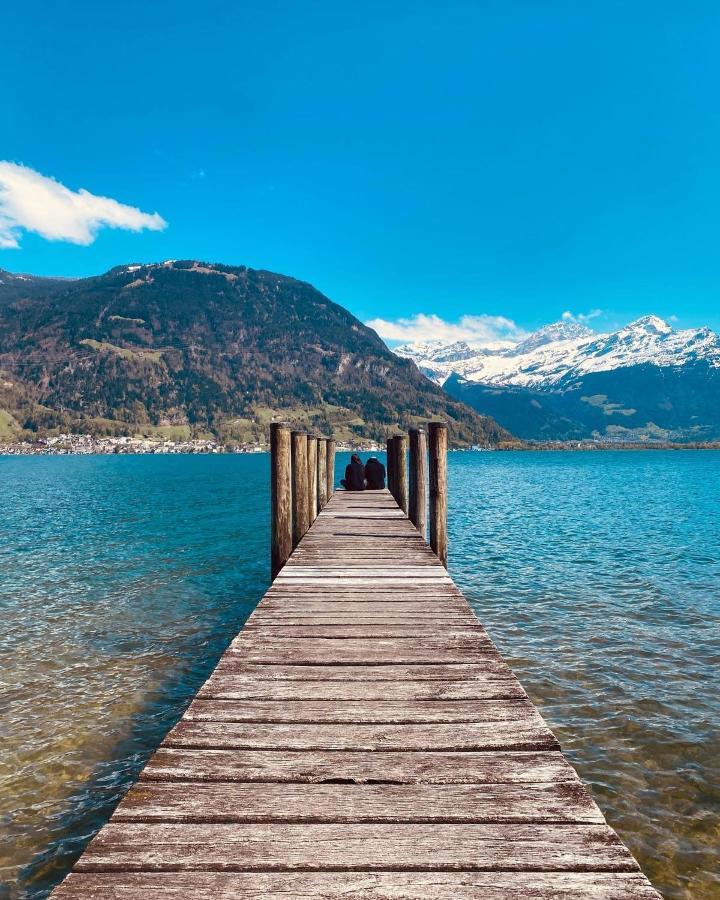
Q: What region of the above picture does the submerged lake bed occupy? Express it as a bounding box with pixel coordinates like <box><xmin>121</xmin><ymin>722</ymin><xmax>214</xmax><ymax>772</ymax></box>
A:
<box><xmin>1</xmin><ymin>451</ymin><xmax>718</xmax><ymax>898</ymax></box>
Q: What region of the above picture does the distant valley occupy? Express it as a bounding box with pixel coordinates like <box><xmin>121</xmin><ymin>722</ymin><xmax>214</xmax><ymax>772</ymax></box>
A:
<box><xmin>395</xmin><ymin>316</ymin><xmax>720</xmax><ymax>442</ymax></box>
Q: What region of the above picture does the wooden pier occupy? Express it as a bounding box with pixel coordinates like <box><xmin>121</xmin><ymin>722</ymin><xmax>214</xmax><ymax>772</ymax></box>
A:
<box><xmin>52</xmin><ymin>427</ymin><xmax>661</xmax><ymax>899</ymax></box>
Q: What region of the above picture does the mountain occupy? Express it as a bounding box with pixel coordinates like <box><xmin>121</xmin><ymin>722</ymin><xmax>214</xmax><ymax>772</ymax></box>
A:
<box><xmin>0</xmin><ymin>261</ymin><xmax>512</xmax><ymax>447</ymax></box>
<box><xmin>395</xmin><ymin>316</ymin><xmax>720</xmax><ymax>442</ymax></box>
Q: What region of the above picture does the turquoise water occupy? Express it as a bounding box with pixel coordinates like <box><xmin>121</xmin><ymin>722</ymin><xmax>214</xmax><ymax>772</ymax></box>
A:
<box><xmin>1</xmin><ymin>452</ymin><xmax>718</xmax><ymax>898</ymax></box>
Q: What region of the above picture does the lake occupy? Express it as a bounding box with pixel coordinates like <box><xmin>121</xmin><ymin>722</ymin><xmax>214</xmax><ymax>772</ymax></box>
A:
<box><xmin>0</xmin><ymin>451</ymin><xmax>718</xmax><ymax>899</ymax></box>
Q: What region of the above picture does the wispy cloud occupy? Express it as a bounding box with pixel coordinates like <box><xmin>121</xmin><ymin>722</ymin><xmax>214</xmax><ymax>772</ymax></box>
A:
<box><xmin>561</xmin><ymin>309</ymin><xmax>603</xmax><ymax>324</ymax></box>
<box><xmin>365</xmin><ymin>312</ymin><xmax>527</xmax><ymax>346</ymax></box>
<box><xmin>0</xmin><ymin>162</ymin><xmax>167</xmax><ymax>249</ymax></box>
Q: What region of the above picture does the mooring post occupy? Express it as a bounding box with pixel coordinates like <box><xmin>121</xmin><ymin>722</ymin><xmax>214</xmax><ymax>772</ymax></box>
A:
<box><xmin>307</xmin><ymin>435</ymin><xmax>318</xmax><ymax>525</ymax></box>
<box><xmin>428</xmin><ymin>421</ymin><xmax>448</xmax><ymax>566</ymax></box>
<box><xmin>291</xmin><ymin>430</ymin><xmax>309</xmax><ymax>547</ymax></box>
<box><xmin>270</xmin><ymin>422</ymin><xmax>292</xmax><ymax>578</ymax></box>
<box><xmin>393</xmin><ymin>434</ymin><xmax>408</xmax><ymax>514</ymax></box>
<box><xmin>408</xmin><ymin>427</ymin><xmax>427</xmax><ymax>536</ymax></box>
<box><xmin>317</xmin><ymin>437</ymin><xmax>328</xmax><ymax>512</ymax></box>
<box><xmin>326</xmin><ymin>438</ymin><xmax>336</xmax><ymax>499</ymax></box>
<box><xmin>386</xmin><ymin>437</ymin><xmax>396</xmax><ymax>497</ymax></box>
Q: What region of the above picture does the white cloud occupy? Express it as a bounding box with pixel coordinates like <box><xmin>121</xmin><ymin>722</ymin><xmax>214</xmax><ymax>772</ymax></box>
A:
<box><xmin>561</xmin><ymin>308</ymin><xmax>603</xmax><ymax>324</ymax></box>
<box><xmin>0</xmin><ymin>161</ymin><xmax>167</xmax><ymax>249</ymax></box>
<box><xmin>365</xmin><ymin>312</ymin><xmax>527</xmax><ymax>346</ymax></box>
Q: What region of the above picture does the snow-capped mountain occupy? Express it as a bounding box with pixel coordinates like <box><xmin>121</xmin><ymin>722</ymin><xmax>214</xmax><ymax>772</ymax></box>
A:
<box><xmin>393</xmin><ymin>316</ymin><xmax>720</xmax><ymax>442</ymax></box>
<box><xmin>395</xmin><ymin>316</ymin><xmax>720</xmax><ymax>388</ymax></box>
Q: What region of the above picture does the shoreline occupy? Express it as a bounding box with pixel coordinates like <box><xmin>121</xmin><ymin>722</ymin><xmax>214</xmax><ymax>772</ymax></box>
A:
<box><xmin>0</xmin><ymin>434</ymin><xmax>385</xmax><ymax>456</ymax></box>
<box><xmin>3</xmin><ymin>439</ymin><xmax>720</xmax><ymax>456</ymax></box>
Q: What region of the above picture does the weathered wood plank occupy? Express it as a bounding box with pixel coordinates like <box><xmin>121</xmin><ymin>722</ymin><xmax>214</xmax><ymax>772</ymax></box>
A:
<box><xmin>230</xmin><ymin>633</ymin><xmax>494</xmax><ymax>652</ymax></box>
<box><xmin>206</xmin><ymin>662</ymin><xmax>516</xmax><ymax>679</ymax></box>
<box><xmin>241</xmin><ymin>625</ymin><xmax>485</xmax><ymax>638</ymax></box>
<box><xmin>261</xmin><ymin>594</ymin><xmax>470</xmax><ymax>605</ymax></box>
<box><xmin>50</xmin><ymin>871</ymin><xmax>665</xmax><ymax>899</ymax></box>
<box><xmin>183</xmin><ymin>698</ymin><xmax>539</xmax><ymax>724</ymax></box>
<box><xmin>111</xmin><ymin>781</ymin><xmax>604</xmax><ymax>824</ymax></box>
<box><xmin>265</xmin><ymin>585</ymin><xmax>467</xmax><ymax>594</ymax></box>
<box><xmin>276</xmin><ymin>568</ymin><xmax>450</xmax><ymax>577</ymax></box>
<box><xmin>198</xmin><ymin>675</ymin><xmax>526</xmax><ymax>701</ymax></box>
<box><xmin>248</xmin><ymin>604</ymin><xmax>474</xmax><ymax>618</ymax></box>
<box><xmin>247</xmin><ymin>615</ymin><xmax>480</xmax><ymax>625</ymax></box>
<box><xmin>289</xmin><ymin>551</ymin><xmax>439</xmax><ymax>559</ymax></box>
<box><xmin>162</xmin><ymin>720</ymin><xmax>559</xmax><ymax>751</ymax></box>
<box><xmin>73</xmin><ymin>823</ymin><xmax>639</xmax><ymax>872</ymax></box>
<box><xmin>227</xmin><ymin>638</ymin><xmax>498</xmax><ymax>665</ymax></box>
<box><xmin>141</xmin><ymin>749</ymin><xmax>579</xmax><ymax>784</ymax></box>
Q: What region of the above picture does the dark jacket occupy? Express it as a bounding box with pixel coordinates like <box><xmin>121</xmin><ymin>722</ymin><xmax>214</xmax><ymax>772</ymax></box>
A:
<box><xmin>364</xmin><ymin>456</ymin><xmax>386</xmax><ymax>490</ymax></box>
<box><xmin>344</xmin><ymin>460</ymin><xmax>366</xmax><ymax>491</ymax></box>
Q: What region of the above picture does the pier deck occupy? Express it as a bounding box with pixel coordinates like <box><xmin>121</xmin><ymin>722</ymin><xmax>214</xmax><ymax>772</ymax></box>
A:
<box><xmin>53</xmin><ymin>489</ymin><xmax>661</xmax><ymax>898</ymax></box>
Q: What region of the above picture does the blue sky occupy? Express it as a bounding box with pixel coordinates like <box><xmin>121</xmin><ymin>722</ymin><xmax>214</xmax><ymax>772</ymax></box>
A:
<box><xmin>3</xmin><ymin>1</ymin><xmax>720</xmax><ymax>342</ymax></box>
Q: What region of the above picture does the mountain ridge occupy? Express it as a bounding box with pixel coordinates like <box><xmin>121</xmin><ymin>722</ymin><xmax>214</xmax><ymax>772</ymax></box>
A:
<box><xmin>395</xmin><ymin>316</ymin><xmax>720</xmax><ymax>442</ymax></box>
<box><xmin>0</xmin><ymin>260</ymin><xmax>512</xmax><ymax>447</ymax></box>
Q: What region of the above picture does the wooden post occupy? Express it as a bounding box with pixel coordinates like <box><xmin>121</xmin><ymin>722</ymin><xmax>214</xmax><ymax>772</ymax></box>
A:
<box><xmin>408</xmin><ymin>427</ymin><xmax>427</xmax><ymax>537</ymax></box>
<box><xmin>317</xmin><ymin>438</ymin><xmax>328</xmax><ymax>512</ymax></box>
<box><xmin>386</xmin><ymin>437</ymin><xmax>396</xmax><ymax>497</ymax></box>
<box><xmin>393</xmin><ymin>434</ymin><xmax>408</xmax><ymax>514</ymax></box>
<box><xmin>291</xmin><ymin>430</ymin><xmax>309</xmax><ymax>547</ymax></box>
<box><xmin>306</xmin><ymin>436</ymin><xmax>318</xmax><ymax>525</ymax></box>
<box><xmin>326</xmin><ymin>439</ymin><xmax>336</xmax><ymax>500</ymax></box>
<box><xmin>428</xmin><ymin>421</ymin><xmax>448</xmax><ymax>566</ymax></box>
<box><xmin>270</xmin><ymin>422</ymin><xmax>292</xmax><ymax>578</ymax></box>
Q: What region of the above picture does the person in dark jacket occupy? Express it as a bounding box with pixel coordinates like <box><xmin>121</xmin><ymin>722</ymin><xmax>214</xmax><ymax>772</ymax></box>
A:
<box><xmin>341</xmin><ymin>454</ymin><xmax>366</xmax><ymax>491</ymax></box>
<box><xmin>364</xmin><ymin>456</ymin><xmax>386</xmax><ymax>490</ymax></box>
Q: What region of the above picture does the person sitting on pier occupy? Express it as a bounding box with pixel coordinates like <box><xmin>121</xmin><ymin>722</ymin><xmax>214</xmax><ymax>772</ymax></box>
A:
<box><xmin>364</xmin><ymin>455</ymin><xmax>386</xmax><ymax>490</ymax></box>
<box><xmin>341</xmin><ymin>453</ymin><xmax>366</xmax><ymax>490</ymax></box>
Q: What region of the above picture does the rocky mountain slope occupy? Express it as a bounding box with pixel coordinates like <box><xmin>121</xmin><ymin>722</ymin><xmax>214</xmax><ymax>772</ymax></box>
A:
<box><xmin>0</xmin><ymin>262</ymin><xmax>511</xmax><ymax>446</ymax></box>
<box><xmin>395</xmin><ymin>316</ymin><xmax>720</xmax><ymax>442</ymax></box>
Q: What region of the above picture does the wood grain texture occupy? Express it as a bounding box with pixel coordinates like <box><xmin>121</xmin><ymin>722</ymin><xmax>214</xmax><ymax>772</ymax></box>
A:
<box><xmin>240</xmin><ymin>625</ymin><xmax>485</xmax><ymax>638</ymax></box>
<box><xmin>408</xmin><ymin>427</ymin><xmax>427</xmax><ymax>538</ymax></box>
<box><xmin>50</xmin><ymin>871</ymin><xmax>664</xmax><ymax>899</ymax></box>
<box><xmin>428</xmin><ymin>422</ymin><xmax>448</xmax><ymax>567</ymax></box>
<box><xmin>141</xmin><ymin>749</ymin><xmax>580</xmax><ymax>784</ymax></box>
<box><xmin>50</xmin><ymin>487</ymin><xmax>661</xmax><ymax>900</ymax></box>
<box><xmin>306</xmin><ymin>436</ymin><xmax>318</xmax><ymax>527</ymax></box>
<box><xmin>227</xmin><ymin>638</ymin><xmax>498</xmax><ymax>665</ymax></box>
<box><xmin>204</xmin><ymin>661</ymin><xmax>516</xmax><ymax>680</ymax></box>
<box><xmin>162</xmin><ymin>720</ymin><xmax>559</xmax><ymax>752</ymax></box>
<box><xmin>112</xmin><ymin>781</ymin><xmax>605</xmax><ymax>824</ymax></box>
<box><xmin>270</xmin><ymin>423</ymin><xmax>292</xmax><ymax>578</ymax></box>
<box><xmin>392</xmin><ymin>434</ymin><xmax>408</xmax><ymax>514</ymax></box>
<box><xmin>73</xmin><ymin>822</ymin><xmax>639</xmax><ymax>872</ymax></box>
<box><xmin>183</xmin><ymin>698</ymin><xmax>540</xmax><ymax>724</ymax></box>
<box><xmin>317</xmin><ymin>437</ymin><xmax>327</xmax><ymax>512</ymax></box>
<box><xmin>325</xmin><ymin>438</ymin><xmax>335</xmax><ymax>502</ymax></box>
<box><xmin>198</xmin><ymin>675</ymin><xmax>526</xmax><ymax>701</ymax></box>
<box><xmin>291</xmin><ymin>430</ymin><xmax>309</xmax><ymax>547</ymax></box>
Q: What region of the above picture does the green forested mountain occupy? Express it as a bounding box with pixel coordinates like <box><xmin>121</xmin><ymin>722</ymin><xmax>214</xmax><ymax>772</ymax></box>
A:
<box><xmin>0</xmin><ymin>261</ymin><xmax>512</xmax><ymax>446</ymax></box>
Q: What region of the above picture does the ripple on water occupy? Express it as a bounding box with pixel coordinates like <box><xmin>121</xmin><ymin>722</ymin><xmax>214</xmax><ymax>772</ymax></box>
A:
<box><xmin>1</xmin><ymin>451</ymin><xmax>719</xmax><ymax>899</ymax></box>
<box><xmin>449</xmin><ymin>450</ymin><xmax>720</xmax><ymax>900</ymax></box>
<box><xmin>0</xmin><ymin>455</ymin><xmax>268</xmax><ymax>898</ymax></box>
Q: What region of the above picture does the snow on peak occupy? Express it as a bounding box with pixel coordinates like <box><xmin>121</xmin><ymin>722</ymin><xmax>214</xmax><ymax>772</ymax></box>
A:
<box><xmin>621</xmin><ymin>315</ymin><xmax>673</xmax><ymax>336</ymax></box>
<box><xmin>396</xmin><ymin>340</ymin><xmax>478</xmax><ymax>364</ymax></box>
<box><xmin>515</xmin><ymin>320</ymin><xmax>595</xmax><ymax>354</ymax></box>
<box><xmin>393</xmin><ymin>314</ymin><xmax>720</xmax><ymax>389</ymax></box>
